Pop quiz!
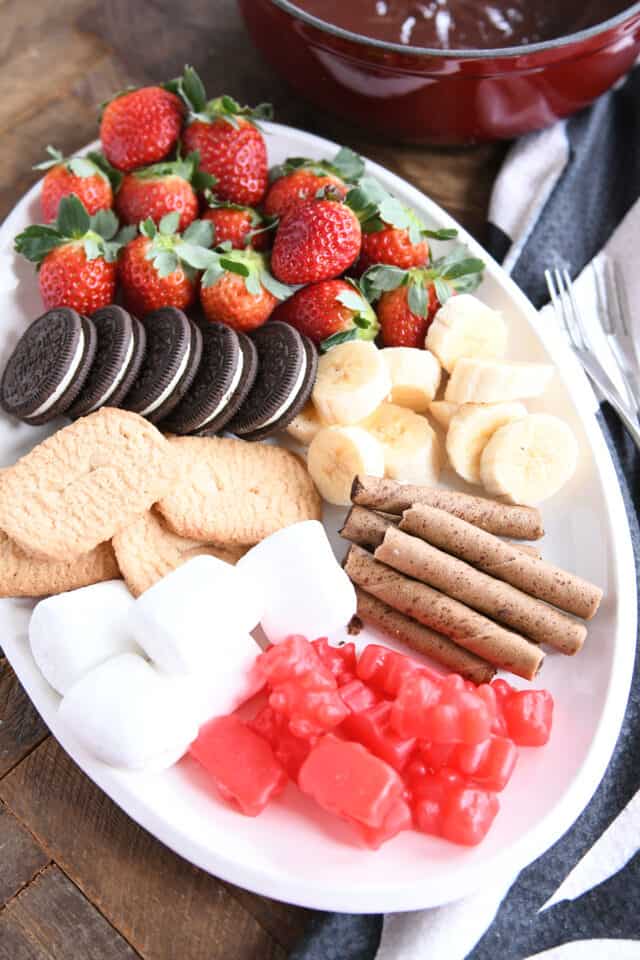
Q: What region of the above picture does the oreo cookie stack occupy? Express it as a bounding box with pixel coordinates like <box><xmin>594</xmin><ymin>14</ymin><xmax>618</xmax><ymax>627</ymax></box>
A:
<box><xmin>0</xmin><ymin>307</ymin><xmax>317</xmax><ymax>440</ymax></box>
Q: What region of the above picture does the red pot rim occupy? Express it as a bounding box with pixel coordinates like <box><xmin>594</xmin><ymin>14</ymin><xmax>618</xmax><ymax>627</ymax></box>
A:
<box><xmin>265</xmin><ymin>0</ymin><xmax>640</xmax><ymax>59</ymax></box>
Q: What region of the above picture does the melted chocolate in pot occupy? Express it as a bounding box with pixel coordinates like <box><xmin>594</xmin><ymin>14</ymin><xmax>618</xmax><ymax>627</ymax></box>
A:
<box><xmin>291</xmin><ymin>0</ymin><xmax>633</xmax><ymax>49</ymax></box>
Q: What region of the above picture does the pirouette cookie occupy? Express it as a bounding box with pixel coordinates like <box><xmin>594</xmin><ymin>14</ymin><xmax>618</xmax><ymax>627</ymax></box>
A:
<box><xmin>157</xmin><ymin>435</ymin><xmax>322</xmax><ymax>545</ymax></box>
<box><xmin>0</xmin><ymin>407</ymin><xmax>177</xmax><ymax>561</ymax></box>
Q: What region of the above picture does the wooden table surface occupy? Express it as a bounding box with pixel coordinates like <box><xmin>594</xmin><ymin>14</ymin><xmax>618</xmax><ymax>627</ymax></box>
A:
<box><xmin>0</xmin><ymin>2</ymin><xmax>508</xmax><ymax>957</ymax></box>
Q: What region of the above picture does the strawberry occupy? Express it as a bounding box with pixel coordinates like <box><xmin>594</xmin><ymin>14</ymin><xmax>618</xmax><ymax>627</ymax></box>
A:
<box><xmin>100</xmin><ymin>86</ymin><xmax>183</xmax><ymax>172</ymax></box>
<box><xmin>115</xmin><ymin>154</ymin><xmax>215</xmax><ymax>232</ymax></box>
<box><xmin>201</xmin><ymin>197</ymin><xmax>274</xmax><ymax>251</ymax></box>
<box><xmin>14</xmin><ymin>195</ymin><xmax>127</xmax><ymax>314</ymax></box>
<box><xmin>362</xmin><ymin>249</ymin><xmax>485</xmax><ymax>348</ymax></box>
<box><xmin>347</xmin><ymin>177</ymin><xmax>458</xmax><ymax>274</ymax></box>
<box><xmin>118</xmin><ymin>213</ymin><xmax>215</xmax><ymax>315</ymax></box>
<box><xmin>35</xmin><ymin>147</ymin><xmax>120</xmax><ymax>223</ymax></box>
<box><xmin>271</xmin><ymin>199</ymin><xmax>362</xmax><ymax>284</ymax></box>
<box><xmin>173</xmin><ymin>67</ymin><xmax>271</xmax><ymax>206</ymax></box>
<box><xmin>263</xmin><ymin>147</ymin><xmax>363</xmax><ymax>219</ymax></box>
<box><xmin>200</xmin><ymin>245</ymin><xmax>293</xmax><ymax>332</ymax></box>
<box><xmin>273</xmin><ymin>278</ymin><xmax>378</xmax><ymax>348</ymax></box>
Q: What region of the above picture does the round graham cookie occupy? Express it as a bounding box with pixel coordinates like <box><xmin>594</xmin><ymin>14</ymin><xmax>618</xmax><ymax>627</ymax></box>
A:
<box><xmin>0</xmin><ymin>308</ymin><xmax>97</xmax><ymax>425</ymax></box>
<box><xmin>161</xmin><ymin>323</ymin><xmax>257</xmax><ymax>436</ymax></box>
<box><xmin>122</xmin><ymin>308</ymin><xmax>203</xmax><ymax>424</ymax></box>
<box><xmin>227</xmin><ymin>322</ymin><xmax>318</xmax><ymax>441</ymax></box>
<box><xmin>67</xmin><ymin>306</ymin><xmax>147</xmax><ymax>418</ymax></box>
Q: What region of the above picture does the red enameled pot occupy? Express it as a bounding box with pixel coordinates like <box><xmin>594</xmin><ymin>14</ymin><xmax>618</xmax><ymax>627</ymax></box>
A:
<box><xmin>237</xmin><ymin>0</ymin><xmax>640</xmax><ymax>144</ymax></box>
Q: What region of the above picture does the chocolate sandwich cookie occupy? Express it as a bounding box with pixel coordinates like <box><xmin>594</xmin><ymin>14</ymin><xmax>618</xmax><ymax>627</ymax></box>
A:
<box><xmin>227</xmin><ymin>321</ymin><xmax>318</xmax><ymax>441</ymax></box>
<box><xmin>0</xmin><ymin>308</ymin><xmax>97</xmax><ymax>425</ymax></box>
<box><xmin>67</xmin><ymin>305</ymin><xmax>147</xmax><ymax>418</ymax></box>
<box><xmin>161</xmin><ymin>323</ymin><xmax>258</xmax><ymax>436</ymax></box>
<box><xmin>122</xmin><ymin>307</ymin><xmax>203</xmax><ymax>424</ymax></box>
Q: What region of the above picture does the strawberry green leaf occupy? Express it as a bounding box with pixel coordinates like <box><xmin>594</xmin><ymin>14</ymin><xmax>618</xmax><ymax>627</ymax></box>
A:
<box><xmin>87</xmin><ymin>151</ymin><xmax>123</xmax><ymax>191</ymax></box>
<box><xmin>134</xmin><ymin>159</ymin><xmax>195</xmax><ymax>182</ymax></box>
<box><xmin>360</xmin><ymin>264</ymin><xmax>407</xmax><ymax>300</ymax></box>
<box><xmin>422</xmin><ymin>227</ymin><xmax>458</xmax><ymax>241</ymax></box>
<box><xmin>245</xmin><ymin>272</ymin><xmax>262</xmax><ymax>296</ymax></box>
<box><xmin>331</xmin><ymin>146</ymin><xmax>365</xmax><ymax>183</ymax></box>
<box><xmin>159</xmin><ymin>212</ymin><xmax>180</xmax><ymax>235</ymax></box>
<box><xmin>176</xmin><ymin>242</ymin><xmax>217</xmax><ymax>270</ymax></box>
<box><xmin>377</xmin><ymin>197</ymin><xmax>411</xmax><ymax>230</ymax></box>
<box><xmin>102</xmin><ymin>240</ymin><xmax>123</xmax><ymax>264</ymax></box>
<box><xmin>33</xmin><ymin>145</ymin><xmax>65</xmax><ymax>171</ymax></box>
<box><xmin>434</xmin><ymin>277</ymin><xmax>452</xmax><ymax>306</ymax></box>
<box><xmin>320</xmin><ymin>328</ymin><xmax>359</xmax><ymax>352</ymax></box>
<box><xmin>408</xmin><ymin>281</ymin><xmax>428</xmax><ymax>318</ymax></box>
<box><xmin>56</xmin><ymin>194</ymin><xmax>91</xmax><ymax>238</ymax></box>
<box><xmin>90</xmin><ymin>209</ymin><xmax>118</xmax><ymax>241</ymax></box>
<box><xmin>14</xmin><ymin>225</ymin><xmax>64</xmax><ymax>263</ymax></box>
<box><xmin>179</xmin><ymin>65</ymin><xmax>207</xmax><ymax>114</ymax></box>
<box><xmin>153</xmin><ymin>251</ymin><xmax>179</xmax><ymax>278</ymax></box>
<box><xmin>261</xmin><ymin>271</ymin><xmax>295</xmax><ymax>301</ymax></box>
<box><xmin>219</xmin><ymin>257</ymin><xmax>250</xmax><ymax>277</ymax></box>
<box><xmin>202</xmin><ymin>262</ymin><xmax>225</xmax><ymax>287</ymax></box>
<box><xmin>116</xmin><ymin>224</ymin><xmax>137</xmax><ymax>245</ymax></box>
<box><xmin>215</xmin><ymin>240</ymin><xmax>233</xmax><ymax>253</ymax></box>
<box><xmin>336</xmin><ymin>288</ymin><xmax>368</xmax><ymax>313</ymax></box>
<box><xmin>140</xmin><ymin>218</ymin><xmax>157</xmax><ymax>239</ymax></box>
<box><xmin>82</xmin><ymin>236</ymin><xmax>103</xmax><ymax>261</ymax></box>
<box><xmin>442</xmin><ymin>257</ymin><xmax>485</xmax><ymax>281</ymax></box>
<box><xmin>182</xmin><ymin>219</ymin><xmax>214</xmax><ymax>247</ymax></box>
<box><xmin>452</xmin><ymin>272</ymin><xmax>483</xmax><ymax>294</ymax></box>
<box><xmin>68</xmin><ymin>157</ymin><xmax>102</xmax><ymax>179</ymax></box>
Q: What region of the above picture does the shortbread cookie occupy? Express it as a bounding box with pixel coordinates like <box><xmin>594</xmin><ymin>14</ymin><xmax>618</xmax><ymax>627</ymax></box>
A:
<box><xmin>157</xmin><ymin>436</ymin><xmax>322</xmax><ymax>546</ymax></box>
<box><xmin>0</xmin><ymin>408</ymin><xmax>177</xmax><ymax>561</ymax></box>
<box><xmin>0</xmin><ymin>530</ymin><xmax>120</xmax><ymax>598</ymax></box>
<box><xmin>113</xmin><ymin>509</ymin><xmax>247</xmax><ymax>596</ymax></box>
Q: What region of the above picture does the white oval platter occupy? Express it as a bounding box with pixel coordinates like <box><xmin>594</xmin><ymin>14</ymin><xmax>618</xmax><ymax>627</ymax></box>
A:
<box><xmin>0</xmin><ymin>122</ymin><xmax>636</xmax><ymax>913</ymax></box>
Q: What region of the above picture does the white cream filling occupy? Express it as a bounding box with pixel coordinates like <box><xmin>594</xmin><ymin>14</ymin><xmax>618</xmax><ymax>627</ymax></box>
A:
<box><xmin>192</xmin><ymin>352</ymin><xmax>244</xmax><ymax>432</ymax></box>
<box><xmin>140</xmin><ymin>346</ymin><xmax>190</xmax><ymax>417</ymax></box>
<box><xmin>30</xmin><ymin>329</ymin><xmax>85</xmax><ymax>418</ymax></box>
<box><xmin>259</xmin><ymin>352</ymin><xmax>308</xmax><ymax>429</ymax></box>
<box><xmin>86</xmin><ymin>334</ymin><xmax>136</xmax><ymax>413</ymax></box>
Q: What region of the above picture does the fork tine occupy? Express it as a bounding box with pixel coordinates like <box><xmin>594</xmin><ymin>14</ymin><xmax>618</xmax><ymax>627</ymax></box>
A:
<box><xmin>545</xmin><ymin>268</ymin><xmax>570</xmax><ymax>340</ymax></box>
<box><xmin>556</xmin><ymin>268</ymin><xmax>585</xmax><ymax>350</ymax></box>
<box><xmin>602</xmin><ymin>256</ymin><xmax>629</xmax><ymax>337</ymax></box>
<box><xmin>592</xmin><ymin>257</ymin><xmax>614</xmax><ymax>335</ymax></box>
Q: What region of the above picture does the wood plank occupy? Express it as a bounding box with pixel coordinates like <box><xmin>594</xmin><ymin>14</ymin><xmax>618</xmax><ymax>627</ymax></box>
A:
<box><xmin>0</xmin><ymin>802</ymin><xmax>50</xmax><ymax>906</ymax></box>
<box><xmin>0</xmin><ymin>739</ymin><xmax>297</xmax><ymax>959</ymax></box>
<box><xmin>0</xmin><ymin>866</ymin><xmax>139</xmax><ymax>960</ymax></box>
<box><xmin>0</xmin><ymin>659</ymin><xmax>48</xmax><ymax>779</ymax></box>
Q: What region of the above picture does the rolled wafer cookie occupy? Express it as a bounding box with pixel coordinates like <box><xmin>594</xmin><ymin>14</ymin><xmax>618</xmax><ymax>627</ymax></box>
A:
<box><xmin>401</xmin><ymin>503</ymin><xmax>602</xmax><ymax>620</ymax></box>
<box><xmin>0</xmin><ymin>530</ymin><xmax>120</xmax><ymax>598</ymax></box>
<box><xmin>112</xmin><ymin>510</ymin><xmax>248</xmax><ymax>597</ymax></box>
<box><xmin>354</xmin><ymin>586</ymin><xmax>496</xmax><ymax>684</ymax></box>
<box><xmin>351</xmin><ymin>475</ymin><xmax>544</xmax><ymax>540</ymax></box>
<box><xmin>344</xmin><ymin>544</ymin><xmax>544</xmax><ymax>680</ymax></box>
<box><xmin>340</xmin><ymin>505</ymin><xmax>543</xmax><ymax>559</ymax></box>
<box><xmin>376</xmin><ymin>525</ymin><xmax>586</xmax><ymax>654</ymax></box>
<box><xmin>0</xmin><ymin>408</ymin><xmax>177</xmax><ymax>561</ymax></box>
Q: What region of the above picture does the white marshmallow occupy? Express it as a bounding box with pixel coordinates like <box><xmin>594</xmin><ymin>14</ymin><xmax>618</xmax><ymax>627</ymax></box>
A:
<box><xmin>58</xmin><ymin>653</ymin><xmax>200</xmax><ymax>770</ymax></box>
<box><xmin>191</xmin><ymin>633</ymin><xmax>264</xmax><ymax>724</ymax></box>
<box><xmin>236</xmin><ymin>520</ymin><xmax>357</xmax><ymax>643</ymax></box>
<box><xmin>30</xmin><ymin>580</ymin><xmax>138</xmax><ymax>695</ymax></box>
<box><xmin>128</xmin><ymin>555</ymin><xmax>264</xmax><ymax>675</ymax></box>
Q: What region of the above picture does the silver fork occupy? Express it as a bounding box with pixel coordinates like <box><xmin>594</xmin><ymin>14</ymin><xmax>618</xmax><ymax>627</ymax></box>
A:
<box><xmin>592</xmin><ymin>255</ymin><xmax>640</xmax><ymax>413</ymax></box>
<box><xmin>545</xmin><ymin>266</ymin><xmax>640</xmax><ymax>451</ymax></box>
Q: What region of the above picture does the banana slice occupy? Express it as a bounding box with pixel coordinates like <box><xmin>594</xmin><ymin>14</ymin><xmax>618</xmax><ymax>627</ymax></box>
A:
<box><xmin>480</xmin><ymin>413</ymin><xmax>579</xmax><ymax>505</ymax></box>
<box><xmin>381</xmin><ymin>347</ymin><xmax>441</xmax><ymax>413</ymax></box>
<box><xmin>363</xmin><ymin>403</ymin><xmax>442</xmax><ymax>485</ymax></box>
<box><xmin>307</xmin><ymin>425</ymin><xmax>385</xmax><ymax>505</ymax></box>
<box><xmin>426</xmin><ymin>294</ymin><xmax>508</xmax><ymax>373</ymax></box>
<box><xmin>445</xmin><ymin>358</ymin><xmax>554</xmax><ymax>404</ymax></box>
<box><xmin>313</xmin><ymin>341</ymin><xmax>392</xmax><ymax>425</ymax></box>
<box><xmin>446</xmin><ymin>402</ymin><xmax>527</xmax><ymax>484</ymax></box>
<box><xmin>286</xmin><ymin>401</ymin><xmax>325</xmax><ymax>446</ymax></box>
<box><xmin>428</xmin><ymin>400</ymin><xmax>458</xmax><ymax>431</ymax></box>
